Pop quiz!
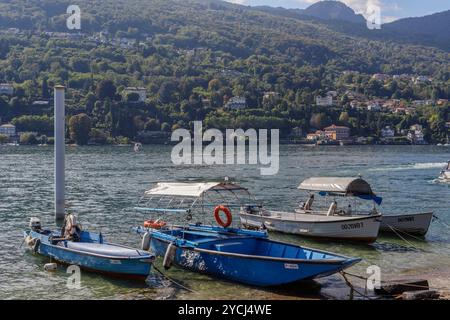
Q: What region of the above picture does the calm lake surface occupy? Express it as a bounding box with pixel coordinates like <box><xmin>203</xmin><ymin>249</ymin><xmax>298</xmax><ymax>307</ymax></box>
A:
<box><xmin>1</xmin><ymin>145</ymin><xmax>449</xmax><ymax>300</ymax></box>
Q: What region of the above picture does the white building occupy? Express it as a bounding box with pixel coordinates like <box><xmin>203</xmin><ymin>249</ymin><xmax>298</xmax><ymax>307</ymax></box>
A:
<box><xmin>315</xmin><ymin>95</ymin><xmax>333</xmax><ymax>107</ymax></box>
<box><xmin>414</xmin><ymin>76</ymin><xmax>430</xmax><ymax>84</ymax></box>
<box><xmin>367</xmin><ymin>103</ymin><xmax>381</xmax><ymax>112</ymax></box>
<box><xmin>381</xmin><ymin>126</ymin><xmax>395</xmax><ymax>138</ymax></box>
<box><xmin>225</xmin><ymin>96</ymin><xmax>247</xmax><ymax>110</ymax></box>
<box><xmin>372</xmin><ymin>74</ymin><xmax>390</xmax><ymax>82</ymax></box>
<box><xmin>407</xmin><ymin>124</ymin><xmax>425</xmax><ymax>144</ymax></box>
<box><xmin>0</xmin><ymin>83</ymin><xmax>14</xmax><ymax>96</ymax></box>
<box><xmin>0</xmin><ymin>124</ymin><xmax>16</xmax><ymax>137</ymax></box>
<box><xmin>122</xmin><ymin>87</ymin><xmax>147</xmax><ymax>102</ymax></box>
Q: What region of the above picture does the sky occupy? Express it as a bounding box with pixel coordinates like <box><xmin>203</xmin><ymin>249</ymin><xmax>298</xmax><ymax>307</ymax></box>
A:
<box><xmin>226</xmin><ymin>0</ymin><xmax>450</xmax><ymax>22</ymax></box>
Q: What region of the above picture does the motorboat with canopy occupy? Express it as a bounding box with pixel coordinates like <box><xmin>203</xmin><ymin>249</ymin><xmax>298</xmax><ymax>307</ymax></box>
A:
<box><xmin>132</xmin><ymin>181</ymin><xmax>361</xmax><ymax>287</ymax></box>
<box><xmin>240</xmin><ymin>177</ymin><xmax>383</xmax><ymax>243</ymax></box>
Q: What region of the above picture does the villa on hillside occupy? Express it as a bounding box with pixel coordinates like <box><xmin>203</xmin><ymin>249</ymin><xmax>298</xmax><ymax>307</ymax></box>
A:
<box><xmin>224</xmin><ymin>96</ymin><xmax>247</xmax><ymax>110</ymax></box>
<box><xmin>315</xmin><ymin>95</ymin><xmax>333</xmax><ymax>107</ymax></box>
<box><xmin>122</xmin><ymin>87</ymin><xmax>147</xmax><ymax>102</ymax></box>
<box><xmin>0</xmin><ymin>83</ymin><xmax>14</xmax><ymax>96</ymax></box>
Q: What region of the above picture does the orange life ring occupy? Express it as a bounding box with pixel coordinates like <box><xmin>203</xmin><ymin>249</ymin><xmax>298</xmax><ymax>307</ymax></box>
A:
<box><xmin>143</xmin><ymin>220</ymin><xmax>167</xmax><ymax>229</ymax></box>
<box><xmin>214</xmin><ymin>205</ymin><xmax>232</xmax><ymax>228</ymax></box>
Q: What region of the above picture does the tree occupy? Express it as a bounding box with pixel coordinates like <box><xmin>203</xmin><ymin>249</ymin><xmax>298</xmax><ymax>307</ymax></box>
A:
<box><xmin>69</xmin><ymin>113</ymin><xmax>92</xmax><ymax>145</ymax></box>
<box><xmin>41</xmin><ymin>77</ymin><xmax>49</xmax><ymax>98</ymax></box>
<box><xmin>0</xmin><ymin>134</ymin><xmax>9</xmax><ymax>144</ymax></box>
<box><xmin>19</xmin><ymin>132</ymin><xmax>38</xmax><ymax>145</ymax></box>
<box><xmin>96</xmin><ymin>80</ymin><xmax>116</xmax><ymax>100</ymax></box>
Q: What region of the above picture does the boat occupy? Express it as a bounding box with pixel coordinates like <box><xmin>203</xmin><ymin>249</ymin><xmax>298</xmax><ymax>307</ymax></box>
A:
<box><xmin>134</xmin><ymin>142</ymin><xmax>142</xmax><ymax>152</ymax></box>
<box><xmin>438</xmin><ymin>161</ymin><xmax>450</xmax><ymax>182</ymax></box>
<box><xmin>24</xmin><ymin>215</ymin><xmax>154</xmax><ymax>278</ymax></box>
<box><xmin>240</xmin><ymin>177</ymin><xmax>383</xmax><ymax>243</ymax></box>
<box><xmin>380</xmin><ymin>212</ymin><xmax>433</xmax><ymax>236</ymax></box>
<box><xmin>133</xmin><ymin>181</ymin><xmax>361</xmax><ymax>286</ymax></box>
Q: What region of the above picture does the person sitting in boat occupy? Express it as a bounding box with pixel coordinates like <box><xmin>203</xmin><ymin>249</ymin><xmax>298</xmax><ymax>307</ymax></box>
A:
<box><xmin>302</xmin><ymin>194</ymin><xmax>314</xmax><ymax>211</ymax></box>
<box><xmin>326</xmin><ymin>201</ymin><xmax>338</xmax><ymax>216</ymax></box>
<box><xmin>62</xmin><ymin>212</ymin><xmax>82</xmax><ymax>242</ymax></box>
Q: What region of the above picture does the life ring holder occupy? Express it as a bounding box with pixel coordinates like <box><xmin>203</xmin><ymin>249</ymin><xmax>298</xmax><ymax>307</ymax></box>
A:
<box><xmin>214</xmin><ymin>205</ymin><xmax>233</xmax><ymax>228</ymax></box>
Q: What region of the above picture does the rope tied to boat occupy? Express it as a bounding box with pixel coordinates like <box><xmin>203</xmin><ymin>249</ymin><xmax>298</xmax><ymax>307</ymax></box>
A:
<box><xmin>384</xmin><ymin>224</ymin><xmax>429</xmax><ymax>252</ymax></box>
<box><xmin>151</xmin><ymin>265</ymin><xmax>196</xmax><ymax>294</ymax></box>
<box><xmin>433</xmin><ymin>215</ymin><xmax>450</xmax><ymax>229</ymax></box>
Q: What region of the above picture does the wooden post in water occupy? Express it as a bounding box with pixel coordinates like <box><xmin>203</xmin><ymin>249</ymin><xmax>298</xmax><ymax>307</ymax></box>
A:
<box><xmin>54</xmin><ymin>85</ymin><xmax>65</xmax><ymax>221</ymax></box>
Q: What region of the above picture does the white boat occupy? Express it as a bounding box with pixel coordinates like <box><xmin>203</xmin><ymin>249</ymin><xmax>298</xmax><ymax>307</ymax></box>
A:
<box><xmin>240</xmin><ymin>177</ymin><xmax>383</xmax><ymax>243</ymax></box>
<box><xmin>438</xmin><ymin>161</ymin><xmax>450</xmax><ymax>181</ymax></box>
<box><xmin>380</xmin><ymin>212</ymin><xmax>433</xmax><ymax>236</ymax></box>
<box><xmin>134</xmin><ymin>142</ymin><xmax>142</xmax><ymax>152</ymax></box>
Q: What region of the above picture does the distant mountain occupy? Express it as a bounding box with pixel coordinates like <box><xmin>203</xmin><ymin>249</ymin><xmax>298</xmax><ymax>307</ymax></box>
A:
<box><xmin>382</xmin><ymin>10</ymin><xmax>450</xmax><ymax>50</ymax></box>
<box><xmin>302</xmin><ymin>0</ymin><xmax>366</xmax><ymax>24</ymax></box>
<box><xmin>252</xmin><ymin>1</ymin><xmax>450</xmax><ymax>51</ymax></box>
<box><xmin>253</xmin><ymin>1</ymin><xmax>365</xmax><ymax>24</ymax></box>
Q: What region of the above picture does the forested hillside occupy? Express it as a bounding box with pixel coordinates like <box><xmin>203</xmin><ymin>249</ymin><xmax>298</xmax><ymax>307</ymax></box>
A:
<box><xmin>0</xmin><ymin>0</ymin><xmax>449</xmax><ymax>145</ymax></box>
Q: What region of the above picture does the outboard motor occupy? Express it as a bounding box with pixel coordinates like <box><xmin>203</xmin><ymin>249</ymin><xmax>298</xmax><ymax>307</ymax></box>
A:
<box><xmin>29</xmin><ymin>217</ymin><xmax>42</xmax><ymax>231</ymax></box>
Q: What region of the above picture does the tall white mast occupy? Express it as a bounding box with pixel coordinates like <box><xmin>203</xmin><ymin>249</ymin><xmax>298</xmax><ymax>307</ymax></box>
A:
<box><xmin>54</xmin><ymin>85</ymin><xmax>65</xmax><ymax>221</ymax></box>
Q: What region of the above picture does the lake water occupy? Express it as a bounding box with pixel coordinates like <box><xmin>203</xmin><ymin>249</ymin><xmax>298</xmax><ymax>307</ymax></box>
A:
<box><xmin>0</xmin><ymin>145</ymin><xmax>449</xmax><ymax>300</ymax></box>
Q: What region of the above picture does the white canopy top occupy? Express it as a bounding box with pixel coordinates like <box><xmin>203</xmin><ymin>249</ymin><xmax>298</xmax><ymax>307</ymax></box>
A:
<box><xmin>298</xmin><ymin>177</ymin><xmax>374</xmax><ymax>196</ymax></box>
<box><xmin>144</xmin><ymin>182</ymin><xmax>249</xmax><ymax>198</ymax></box>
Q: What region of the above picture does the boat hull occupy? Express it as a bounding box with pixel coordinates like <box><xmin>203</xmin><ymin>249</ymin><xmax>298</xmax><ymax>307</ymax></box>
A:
<box><xmin>147</xmin><ymin>227</ymin><xmax>360</xmax><ymax>287</ymax></box>
<box><xmin>380</xmin><ymin>212</ymin><xmax>433</xmax><ymax>236</ymax></box>
<box><xmin>240</xmin><ymin>212</ymin><xmax>381</xmax><ymax>243</ymax></box>
<box><xmin>25</xmin><ymin>231</ymin><xmax>153</xmax><ymax>278</ymax></box>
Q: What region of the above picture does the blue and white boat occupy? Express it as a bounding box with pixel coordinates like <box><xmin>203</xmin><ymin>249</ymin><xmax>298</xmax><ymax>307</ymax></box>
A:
<box><xmin>24</xmin><ymin>216</ymin><xmax>154</xmax><ymax>278</ymax></box>
<box><xmin>136</xmin><ymin>224</ymin><xmax>360</xmax><ymax>286</ymax></box>
<box><xmin>133</xmin><ymin>182</ymin><xmax>361</xmax><ymax>287</ymax></box>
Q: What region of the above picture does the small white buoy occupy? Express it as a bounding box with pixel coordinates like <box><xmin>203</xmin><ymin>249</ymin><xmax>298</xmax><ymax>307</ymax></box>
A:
<box><xmin>44</xmin><ymin>263</ymin><xmax>58</xmax><ymax>271</ymax></box>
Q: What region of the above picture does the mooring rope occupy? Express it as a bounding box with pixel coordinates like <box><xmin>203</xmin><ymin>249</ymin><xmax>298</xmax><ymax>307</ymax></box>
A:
<box><xmin>339</xmin><ymin>271</ymin><xmax>377</xmax><ymax>300</ymax></box>
<box><xmin>433</xmin><ymin>215</ymin><xmax>450</xmax><ymax>229</ymax></box>
<box><xmin>152</xmin><ymin>265</ymin><xmax>196</xmax><ymax>293</ymax></box>
<box><xmin>385</xmin><ymin>224</ymin><xmax>426</xmax><ymax>252</ymax></box>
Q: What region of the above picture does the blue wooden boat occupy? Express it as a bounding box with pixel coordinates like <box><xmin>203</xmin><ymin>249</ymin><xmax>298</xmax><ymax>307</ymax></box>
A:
<box><xmin>24</xmin><ymin>220</ymin><xmax>154</xmax><ymax>279</ymax></box>
<box><xmin>136</xmin><ymin>224</ymin><xmax>361</xmax><ymax>287</ymax></box>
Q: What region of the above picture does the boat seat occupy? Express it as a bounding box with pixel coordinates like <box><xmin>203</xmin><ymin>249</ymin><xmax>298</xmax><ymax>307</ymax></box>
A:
<box><xmin>64</xmin><ymin>242</ymin><xmax>150</xmax><ymax>258</ymax></box>
<box><xmin>214</xmin><ymin>242</ymin><xmax>244</xmax><ymax>252</ymax></box>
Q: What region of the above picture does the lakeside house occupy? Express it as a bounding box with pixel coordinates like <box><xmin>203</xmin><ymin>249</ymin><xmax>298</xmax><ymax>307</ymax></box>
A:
<box><xmin>0</xmin><ymin>83</ymin><xmax>14</xmax><ymax>96</ymax></box>
<box><xmin>324</xmin><ymin>125</ymin><xmax>350</xmax><ymax>141</ymax></box>
<box><xmin>306</xmin><ymin>130</ymin><xmax>329</xmax><ymax>141</ymax></box>
<box><xmin>407</xmin><ymin>124</ymin><xmax>425</xmax><ymax>144</ymax></box>
<box><xmin>224</xmin><ymin>96</ymin><xmax>247</xmax><ymax>110</ymax></box>
<box><xmin>381</xmin><ymin>126</ymin><xmax>395</xmax><ymax>138</ymax></box>
<box><xmin>122</xmin><ymin>87</ymin><xmax>147</xmax><ymax>102</ymax></box>
<box><xmin>0</xmin><ymin>124</ymin><xmax>16</xmax><ymax>137</ymax></box>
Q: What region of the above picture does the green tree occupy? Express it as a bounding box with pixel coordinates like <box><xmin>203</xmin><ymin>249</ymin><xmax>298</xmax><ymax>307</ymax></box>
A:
<box><xmin>96</xmin><ymin>80</ymin><xmax>117</xmax><ymax>100</ymax></box>
<box><xmin>69</xmin><ymin>114</ymin><xmax>92</xmax><ymax>145</ymax></box>
<box><xmin>0</xmin><ymin>134</ymin><xmax>9</xmax><ymax>144</ymax></box>
<box><xmin>19</xmin><ymin>132</ymin><xmax>38</xmax><ymax>145</ymax></box>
